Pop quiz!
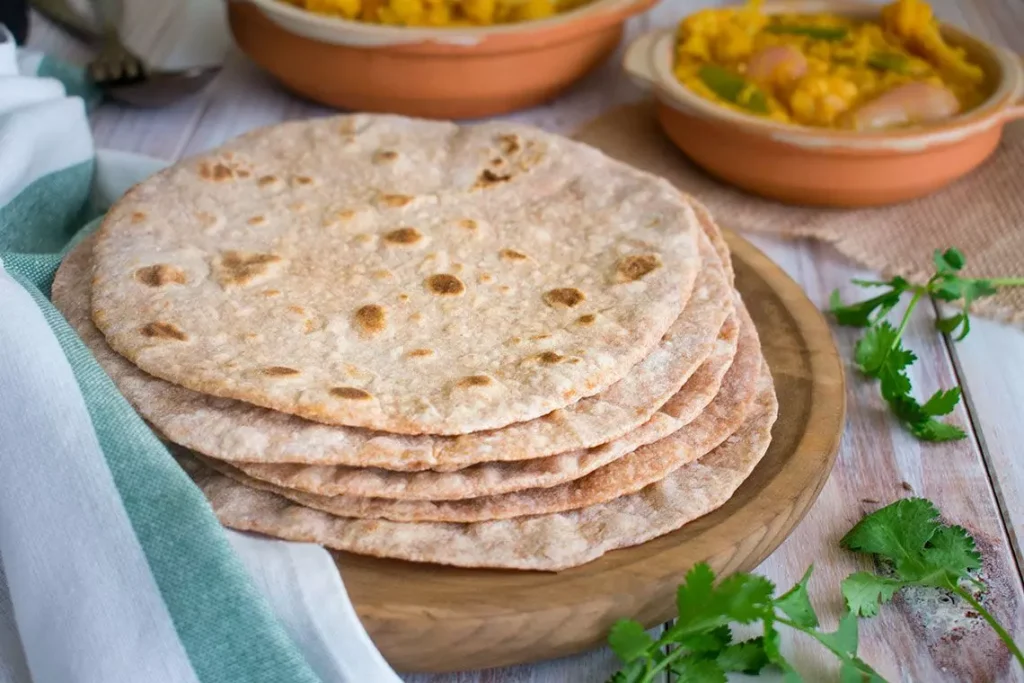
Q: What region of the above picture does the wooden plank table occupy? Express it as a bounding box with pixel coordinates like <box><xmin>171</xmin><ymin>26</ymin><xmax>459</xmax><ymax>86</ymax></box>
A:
<box><xmin>27</xmin><ymin>0</ymin><xmax>1024</xmax><ymax>680</ymax></box>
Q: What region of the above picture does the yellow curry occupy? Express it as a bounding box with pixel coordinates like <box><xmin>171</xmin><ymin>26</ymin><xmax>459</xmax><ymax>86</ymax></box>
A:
<box><xmin>674</xmin><ymin>0</ymin><xmax>987</xmax><ymax>130</ymax></box>
<box><xmin>282</xmin><ymin>0</ymin><xmax>590</xmax><ymax>26</ymax></box>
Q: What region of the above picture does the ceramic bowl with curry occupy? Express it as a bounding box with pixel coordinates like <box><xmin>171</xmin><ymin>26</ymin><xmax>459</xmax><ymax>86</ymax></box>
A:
<box><xmin>625</xmin><ymin>0</ymin><xmax>1024</xmax><ymax>206</ymax></box>
<box><xmin>226</xmin><ymin>0</ymin><xmax>656</xmax><ymax>119</ymax></box>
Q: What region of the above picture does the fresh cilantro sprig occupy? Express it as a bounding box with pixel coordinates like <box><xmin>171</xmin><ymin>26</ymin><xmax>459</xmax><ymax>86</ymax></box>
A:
<box><xmin>606</xmin><ymin>564</ymin><xmax>883</xmax><ymax>683</ymax></box>
<box><xmin>829</xmin><ymin>248</ymin><xmax>1024</xmax><ymax>441</ymax></box>
<box><xmin>841</xmin><ymin>498</ymin><xmax>1024</xmax><ymax>670</ymax></box>
<box><xmin>607</xmin><ymin>498</ymin><xmax>1024</xmax><ymax>682</ymax></box>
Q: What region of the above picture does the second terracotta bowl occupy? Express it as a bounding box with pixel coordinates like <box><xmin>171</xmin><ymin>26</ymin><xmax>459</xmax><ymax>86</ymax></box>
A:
<box><xmin>228</xmin><ymin>0</ymin><xmax>656</xmax><ymax>119</ymax></box>
<box><xmin>624</xmin><ymin>1</ymin><xmax>1024</xmax><ymax>207</ymax></box>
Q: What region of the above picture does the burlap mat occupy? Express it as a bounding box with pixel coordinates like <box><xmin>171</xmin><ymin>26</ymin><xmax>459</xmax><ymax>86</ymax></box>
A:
<box><xmin>574</xmin><ymin>101</ymin><xmax>1024</xmax><ymax>325</ymax></box>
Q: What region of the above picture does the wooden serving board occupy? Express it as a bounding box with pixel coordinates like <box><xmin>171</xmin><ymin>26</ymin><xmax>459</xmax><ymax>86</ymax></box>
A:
<box><xmin>333</xmin><ymin>230</ymin><xmax>846</xmax><ymax>673</ymax></box>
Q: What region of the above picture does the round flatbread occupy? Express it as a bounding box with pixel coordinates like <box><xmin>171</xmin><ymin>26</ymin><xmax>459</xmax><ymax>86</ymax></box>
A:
<box><xmin>228</xmin><ymin>301</ymin><xmax>758</xmax><ymax>502</ymax></box>
<box><xmin>90</xmin><ymin>115</ymin><xmax>703</xmax><ymax>435</ymax></box>
<box><xmin>54</xmin><ymin>231</ymin><xmax>731</xmax><ymax>471</ymax></box>
<box><xmin>180</xmin><ymin>368</ymin><xmax>777</xmax><ymax>571</ymax></box>
<box><xmin>199</xmin><ymin>341</ymin><xmax>761</xmax><ymax>522</ymax></box>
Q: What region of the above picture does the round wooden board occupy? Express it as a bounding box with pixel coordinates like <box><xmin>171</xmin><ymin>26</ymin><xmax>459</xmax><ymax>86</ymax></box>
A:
<box><xmin>333</xmin><ymin>230</ymin><xmax>846</xmax><ymax>673</ymax></box>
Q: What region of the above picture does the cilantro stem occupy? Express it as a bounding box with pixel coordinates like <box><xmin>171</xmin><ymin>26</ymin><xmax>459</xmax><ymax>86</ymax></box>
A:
<box><xmin>950</xmin><ymin>583</ymin><xmax>1024</xmax><ymax>669</ymax></box>
<box><xmin>892</xmin><ymin>289</ymin><xmax>924</xmax><ymax>348</ymax></box>
<box><xmin>986</xmin><ymin>278</ymin><xmax>1024</xmax><ymax>287</ymax></box>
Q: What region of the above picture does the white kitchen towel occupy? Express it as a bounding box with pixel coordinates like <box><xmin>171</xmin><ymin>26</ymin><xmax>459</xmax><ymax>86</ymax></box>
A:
<box><xmin>0</xmin><ymin>25</ymin><xmax>400</xmax><ymax>683</ymax></box>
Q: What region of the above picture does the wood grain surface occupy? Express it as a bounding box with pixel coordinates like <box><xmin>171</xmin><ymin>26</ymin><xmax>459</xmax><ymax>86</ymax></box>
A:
<box><xmin>27</xmin><ymin>0</ymin><xmax>1024</xmax><ymax>680</ymax></box>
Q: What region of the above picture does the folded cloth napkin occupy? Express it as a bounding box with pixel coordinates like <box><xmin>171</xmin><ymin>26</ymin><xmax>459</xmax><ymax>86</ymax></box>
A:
<box><xmin>0</xmin><ymin>27</ymin><xmax>401</xmax><ymax>683</ymax></box>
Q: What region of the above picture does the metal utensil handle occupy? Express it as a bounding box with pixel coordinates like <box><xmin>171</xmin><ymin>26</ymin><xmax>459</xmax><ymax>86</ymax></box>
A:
<box><xmin>30</xmin><ymin>0</ymin><xmax>101</xmax><ymax>43</ymax></box>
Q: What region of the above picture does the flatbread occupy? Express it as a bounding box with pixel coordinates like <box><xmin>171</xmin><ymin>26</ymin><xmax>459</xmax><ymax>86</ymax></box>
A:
<box><xmin>90</xmin><ymin>115</ymin><xmax>704</xmax><ymax>435</ymax></box>
<box><xmin>228</xmin><ymin>301</ymin><xmax>758</xmax><ymax>501</ymax></box>
<box><xmin>200</xmin><ymin>348</ymin><xmax>761</xmax><ymax>523</ymax></box>
<box><xmin>54</xmin><ymin>232</ymin><xmax>732</xmax><ymax>471</ymax></box>
<box><xmin>180</xmin><ymin>369</ymin><xmax>777</xmax><ymax>571</ymax></box>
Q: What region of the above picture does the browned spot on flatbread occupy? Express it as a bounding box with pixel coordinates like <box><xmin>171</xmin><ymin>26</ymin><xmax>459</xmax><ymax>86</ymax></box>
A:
<box><xmin>374</xmin><ymin>150</ymin><xmax>398</xmax><ymax>163</ymax></box>
<box><xmin>261</xmin><ymin>366</ymin><xmax>300</xmax><ymax>377</ymax></box>
<box><xmin>130</xmin><ymin>211</ymin><xmax>147</xmax><ymax>224</ymax></box>
<box><xmin>354</xmin><ymin>304</ymin><xmax>386</xmax><ymax>334</ymax></box>
<box><xmin>330</xmin><ymin>387</ymin><xmax>373</xmax><ymax>400</ymax></box>
<box><xmin>616</xmin><ymin>254</ymin><xmax>663</xmax><ymax>283</ymax></box>
<box><xmin>384</xmin><ymin>227</ymin><xmax>422</xmax><ymax>245</ymax></box>
<box><xmin>201</xmin><ymin>162</ymin><xmax>234</xmax><ymax>182</ymax></box>
<box><xmin>479</xmin><ymin>273</ymin><xmax>493</xmax><ymax>283</ymax></box>
<box><xmin>577</xmin><ymin>313</ymin><xmax>596</xmax><ymax>325</ymax></box>
<box><xmin>247</xmin><ymin>215</ymin><xmax>267</xmax><ymax>226</ymax></box>
<box><xmin>498</xmin><ymin>134</ymin><xmax>521</xmax><ymax>154</ymax></box>
<box><xmin>288</xmin><ymin>305</ymin><xmax>306</xmax><ymax>315</ymax></box>
<box><xmin>261</xmin><ymin>289</ymin><xmax>281</xmax><ymax>297</ymax></box>
<box><xmin>293</xmin><ymin>176</ymin><xmax>315</xmax><ymax>186</ymax></box>
<box><xmin>407</xmin><ymin>348</ymin><xmax>433</xmax><ymax>358</ymax></box>
<box><xmin>544</xmin><ymin>287</ymin><xmax>585</xmax><ymax>308</ymax></box>
<box><xmin>457</xmin><ymin>375</ymin><xmax>492</xmax><ymax>388</ymax></box>
<box><xmin>537</xmin><ymin>351</ymin><xmax>565</xmax><ymax>364</ymax></box>
<box><xmin>216</xmin><ymin>251</ymin><xmax>283</xmax><ymax>288</ymax></box>
<box><xmin>490</xmin><ymin>158</ymin><xmax>506</xmax><ymax>167</ymax></box>
<box><xmin>474</xmin><ymin>169</ymin><xmax>511</xmax><ymax>189</ymax></box>
<box><xmin>531</xmin><ymin>334</ymin><xmax>551</xmax><ymax>341</ymax></box>
<box><xmin>372</xmin><ymin>270</ymin><xmax>393</xmax><ymax>280</ymax></box>
<box><xmin>237</xmin><ymin>169</ymin><xmax>251</xmax><ymax>178</ymax></box>
<box><xmin>500</xmin><ymin>249</ymin><xmax>527</xmax><ymax>261</ymax></box>
<box><xmin>134</xmin><ymin>264</ymin><xmax>186</xmax><ymax>287</ymax></box>
<box><xmin>458</xmin><ymin>219</ymin><xmax>477</xmax><ymax>230</ymax></box>
<box><xmin>140</xmin><ymin>322</ymin><xmax>188</xmax><ymax>341</ymax></box>
<box><xmin>398</xmin><ymin>293</ymin><xmax>410</xmax><ymax>302</ymax></box>
<box><xmin>425</xmin><ymin>274</ymin><xmax>465</xmax><ymax>296</ymax></box>
<box><xmin>258</xmin><ymin>175</ymin><xmax>279</xmax><ymax>187</ymax></box>
<box><xmin>380</xmin><ymin>194</ymin><xmax>413</xmax><ymax>208</ymax></box>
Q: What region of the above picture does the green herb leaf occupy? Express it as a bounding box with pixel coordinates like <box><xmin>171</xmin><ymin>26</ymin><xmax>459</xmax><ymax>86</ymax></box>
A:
<box><xmin>934</xmin><ymin>247</ymin><xmax>966</xmax><ymax>273</ymax></box>
<box><xmin>867</xmin><ymin>51</ymin><xmax>909</xmax><ymax>73</ymax></box>
<box><xmin>766</xmin><ymin>24</ymin><xmax>849</xmax><ymax>40</ymax></box>
<box><xmin>830</xmin><ymin>285</ymin><xmax>906</xmax><ymax>327</ymax></box>
<box><xmin>920</xmin><ymin>387</ymin><xmax>961</xmax><ymax>417</ymax></box>
<box><xmin>669</xmin><ymin>655</ymin><xmax>728</xmax><ymax>682</ymax></box>
<box><xmin>716</xmin><ymin>639</ymin><xmax>770</xmax><ymax>674</ymax></box>
<box><xmin>608</xmin><ymin>620</ymin><xmax>655</xmax><ymax>663</ymax></box>
<box><xmin>698</xmin><ymin>65</ymin><xmax>770</xmax><ymax>114</ymax></box>
<box><xmin>841</xmin><ymin>572</ymin><xmax>904</xmax><ymax>618</ymax></box>
<box><xmin>676</xmin><ymin>563</ymin><xmax>775</xmax><ymax>629</ymax></box>
<box><xmin>775</xmin><ymin>567</ymin><xmax>818</xmax><ymax>628</ymax></box>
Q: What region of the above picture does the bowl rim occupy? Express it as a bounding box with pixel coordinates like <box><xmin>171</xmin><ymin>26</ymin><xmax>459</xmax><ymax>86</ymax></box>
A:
<box><xmin>625</xmin><ymin>1</ymin><xmax>1024</xmax><ymax>149</ymax></box>
<box><xmin>242</xmin><ymin>0</ymin><xmax>651</xmax><ymax>44</ymax></box>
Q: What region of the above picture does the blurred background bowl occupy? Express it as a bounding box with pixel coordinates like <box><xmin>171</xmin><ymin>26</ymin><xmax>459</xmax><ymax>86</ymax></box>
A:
<box><xmin>623</xmin><ymin>0</ymin><xmax>1024</xmax><ymax>207</ymax></box>
<box><xmin>228</xmin><ymin>0</ymin><xmax>657</xmax><ymax>119</ymax></box>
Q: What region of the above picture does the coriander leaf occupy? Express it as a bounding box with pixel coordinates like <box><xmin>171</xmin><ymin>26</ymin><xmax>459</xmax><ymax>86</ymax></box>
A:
<box><xmin>681</xmin><ymin>625</ymin><xmax>732</xmax><ymax>654</ymax></box>
<box><xmin>809</xmin><ymin>612</ymin><xmax>887</xmax><ymax>683</ymax></box>
<box><xmin>888</xmin><ymin>394</ymin><xmax>965</xmax><ymax>442</ymax></box>
<box><xmin>908</xmin><ymin>416</ymin><xmax>967</xmax><ymax>442</ymax></box>
<box><xmin>921</xmin><ymin>388</ymin><xmax>961</xmax><ymax>417</ymax></box>
<box><xmin>762</xmin><ymin>619</ymin><xmax>804</xmax><ymax>683</ymax></box>
<box><xmin>676</xmin><ymin>563</ymin><xmax>775</xmax><ymax>631</ymax></box>
<box><xmin>831</xmin><ymin>289</ymin><xmax>905</xmax><ymax>328</ymax></box>
<box><xmin>921</xmin><ymin>525</ymin><xmax>982</xmax><ymax>580</ymax></box>
<box><xmin>935</xmin><ymin>313</ymin><xmax>967</xmax><ymax>338</ymax></box>
<box><xmin>841</xmin><ymin>498</ymin><xmax>941</xmax><ymax>565</ymax></box>
<box><xmin>716</xmin><ymin>638</ymin><xmax>770</xmax><ymax>674</ymax></box>
<box><xmin>775</xmin><ymin>567</ymin><xmax>819</xmax><ymax>628</ymax></box>
<box><xmin>669</xmin><ymin>655</ymin><xmax>727</xmax><ymax>683</ymax></box>
<box><xmin>934</xmin><ymin>248</ymin><xmax>966</xmax><ymax>273</ymax></box>
<box><xmin>608</xmin><ymin>620</ymin><xmax>654</xmax><ymax>663</ymax></box>
<box><xmin>841</xmin><ymin>572</ymin><xmax>904</xmax><ymax>618</ymax></box>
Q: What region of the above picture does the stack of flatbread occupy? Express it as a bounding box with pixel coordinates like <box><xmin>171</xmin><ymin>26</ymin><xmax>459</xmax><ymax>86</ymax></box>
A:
<box><xmin>52</xmin><ymin>115</ymin><xmax>778</xmax><ymax>571</ymax></box>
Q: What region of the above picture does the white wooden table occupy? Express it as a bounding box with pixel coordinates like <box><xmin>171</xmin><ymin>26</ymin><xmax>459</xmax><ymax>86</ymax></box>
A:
<box><xmin>27</xmin><ymin>0</ymin><xmax>1024</xmax><ymax>680</ymax></box>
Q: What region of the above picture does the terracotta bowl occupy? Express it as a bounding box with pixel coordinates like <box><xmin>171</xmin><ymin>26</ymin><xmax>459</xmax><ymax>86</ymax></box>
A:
<box><xmin>623</xmin><ymin>1</ymin><xmax>1024</xmax><ymax>207</ymax></box>
<box><xmin>227</xmin><ymin>0</ymin><xmax>656</xmax><ymax>119</ymax></box>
